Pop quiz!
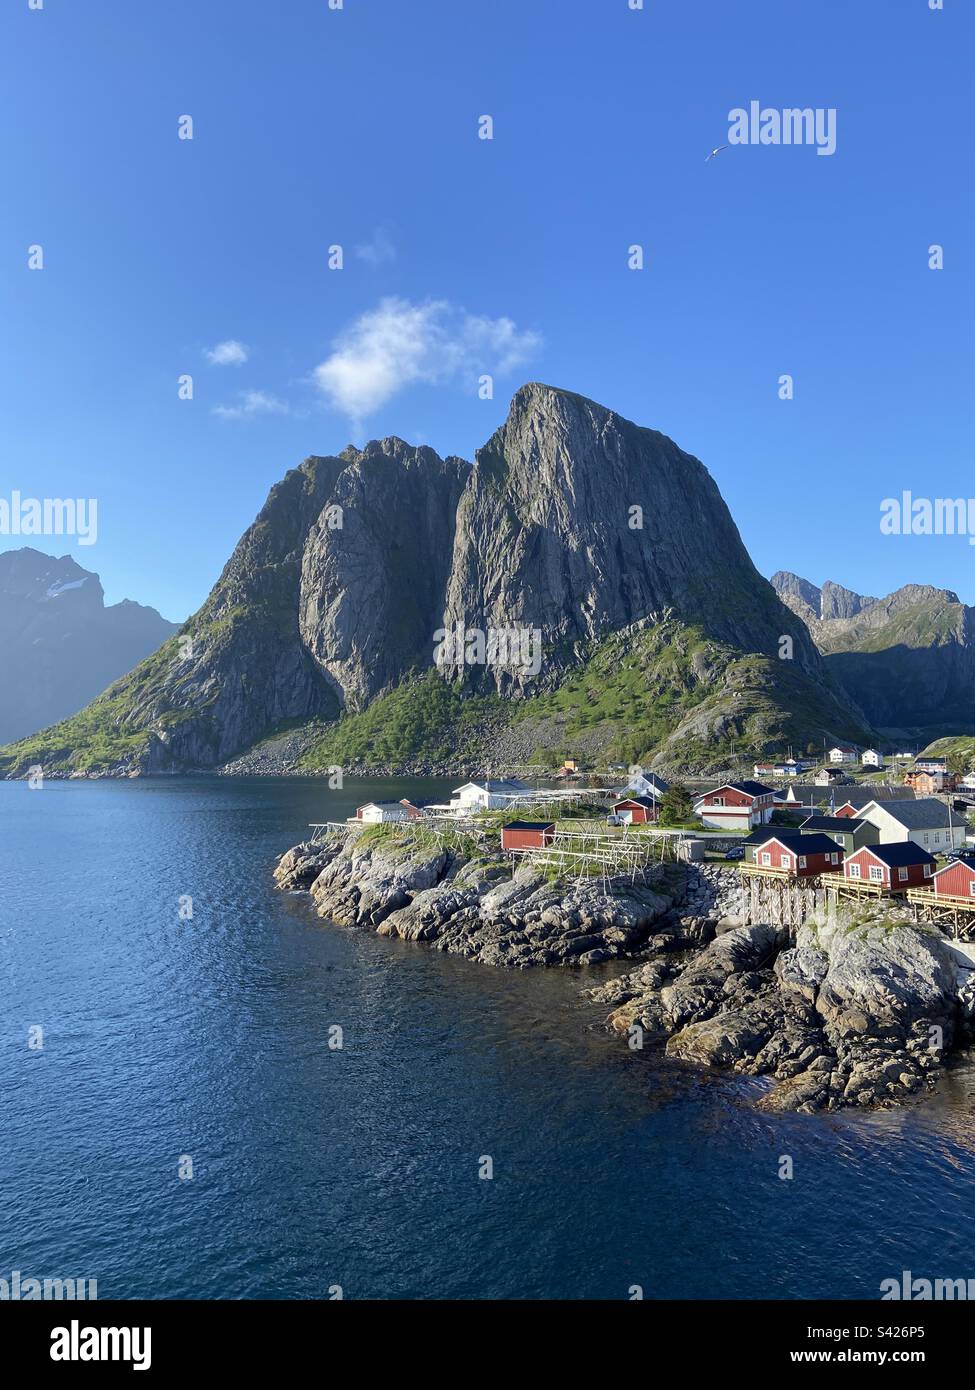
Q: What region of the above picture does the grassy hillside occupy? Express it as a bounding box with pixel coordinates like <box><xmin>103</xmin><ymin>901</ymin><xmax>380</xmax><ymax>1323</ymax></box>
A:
<box><xmin>299</xmin><ymin>672</ymin><xmax>504</xmax><ymax>769</ymax></box>
<box><xmin>509</xmin><ymin>621</ymin><xmax>870</xmax><ymax>771</ymax></box>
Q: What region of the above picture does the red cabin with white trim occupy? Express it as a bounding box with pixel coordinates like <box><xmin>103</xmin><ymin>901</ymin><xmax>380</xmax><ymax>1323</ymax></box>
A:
<box><xmin>843</xmin><ymin>843</ymin><xmax>936</xmax><ymax>891</ymax></box>
<box><xmin>930</xmin><ymin>856</ymin><xmax>975</xmax><ymax>901</ymax></box>
<box><xmin>752</xmin><ymin>834</ymin><xmax>842</xmax><ymax>878</ymax></box>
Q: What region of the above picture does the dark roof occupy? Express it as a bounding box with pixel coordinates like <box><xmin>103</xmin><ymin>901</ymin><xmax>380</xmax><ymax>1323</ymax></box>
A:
<box><xmin>789</xmin><ymin>834</ymin><xmax>844</xmax><ymax>856</ymax></box>
<box><xmin>800</xmin><ymin>815</ymin><xmax>865</xmax><ymax>832</ymax></box>
<box><xmin>503</xmin><ymin>820</ymin><xmax>554</xmax><ymax>831</ymax></box>
<box><xmin>702</xmin><ymin>780</ymin><xmax>774</xmax><ymax>799</ymax></box>
<box><xmin>836</xmin><ymin>787</ymin><xmax>917</xmax><ymax>807</ymax></box>
<box><xmin>868</xmin><ymin>798</ymin><xmax>959</xmax><ymax>830</ymax></box>
<box><xmin>742</xmin><ymin>828</ymin><xmax>806</xmax><ymax>847</ymax></box>
<box><xmin>614</xmin><ymin>796</ymin><xmax>657</xmax><ymax>810</ymax></box>
<box><xmin>855</xmin><ymin>842</ymin><xmax>937</xmax><ymax>868</ymax></box>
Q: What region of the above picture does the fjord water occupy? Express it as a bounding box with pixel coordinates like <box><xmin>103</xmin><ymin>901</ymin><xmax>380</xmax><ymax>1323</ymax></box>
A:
<box><xmin>4</xmin><ymin>777</ymin><xmax>975</xmax><ymax>1301</ymax></box>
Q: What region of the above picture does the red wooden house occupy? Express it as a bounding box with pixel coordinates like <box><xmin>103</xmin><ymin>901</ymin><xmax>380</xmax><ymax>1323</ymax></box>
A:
<box><xmin>752</xmin><ymin>833</ymin><xmax>843</xmax><ymax>878</ymax></box>
<box><xmin>843</xmin><ymin>842</ymin><xmax>937</xmax><ymax>892</ymax></box>
<box><xmin>500</xmin><ymin>820</ymin><xmax>556</xmax><ymax>852</ymax></box>
<box><xmin>612</xmin><ymin>797</ymin><xmax>659</xmax><ymax>825</ymax></box>
<box><xmin>695</xmin><ymin>781</ymin><xmax>775</xmax><ymax>831</ymax></box>
<box><xmin>929</xmin><ymin>855</ymin><xmax>975</xmax><ymax>901</ymax></box>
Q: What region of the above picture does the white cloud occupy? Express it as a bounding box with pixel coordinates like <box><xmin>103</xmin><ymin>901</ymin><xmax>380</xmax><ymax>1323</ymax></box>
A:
<box><xmin>212</xmin><ymin>389</ymin><xmax>289</xmax><ymax>420</ymax></box>
<box><xmin>205</xmin><ymin>339</ymin><xmax>249</xmax><ymax>366</ymax></box>
<box><xmin>354</xmin><ymin>229</ymin><xmax>397</xmax><ymax>267</ymax></box>
<box><xmin>312</xmin><ymin>297</ymin><xmax>542</xmax><ymax>420</ymax></box>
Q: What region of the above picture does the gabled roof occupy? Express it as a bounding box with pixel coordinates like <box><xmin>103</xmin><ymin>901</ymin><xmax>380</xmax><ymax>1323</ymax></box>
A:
<box><xmin>742</xmin><ymin>827</ymin><xmax>806</xmax><ymax>847</ymax></box>
<box><xmin>503</xmin><ymin>820</ymin><xmax>555</xmax><ymax>831</ymax></box>
<box><xmin>453</xmin><ymin>778</ymin><xmax>531</xmax><ymax>795</ymax></box>
<box><xmin>864</xmin><ymin>797</ymin><xmax>959</xmax><ymax>830</ymax></box>
<box><xmin>704</xmin><ymin>780</ymin><xmax>774</xmax><ymax>800</ymax></box>
<box><xmin>852</xmin><ymin>842</ymin><xmax>937</xmax><ymax>868</ymax></box>
<box><xmin>628</xmin><ymin>771</ymin><xmax>669</xmax><ymax>791</ymax></box>
<box><xmin>614</xmin><ymin>796</ymin><xmax>657</xmax><ymax>810</ymax></box>
<box><xmin>789</xmin><ymin>833</ymin><xmax>844</xmax><ymax>856</ymax></box>
<box><xmin>800</xmin><ymin>815</ymin><xmax>865</xmax><ymax>832</ymax></box>
<box><xmin>753</xmin><ymin>832</ymin><xmax>841</xmax><ymax>856</ymax></box>
<box><xmin>835</xmin><ymin>787</ymin><xmax>917</xmax><ymax>808</ymax></box>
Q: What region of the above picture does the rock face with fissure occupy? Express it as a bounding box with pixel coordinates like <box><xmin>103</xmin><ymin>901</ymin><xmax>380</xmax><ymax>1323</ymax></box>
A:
<box><xmin>8</xmin><ymin>384</ymin><xmax>869</xmax><ymax>776</ymax></box>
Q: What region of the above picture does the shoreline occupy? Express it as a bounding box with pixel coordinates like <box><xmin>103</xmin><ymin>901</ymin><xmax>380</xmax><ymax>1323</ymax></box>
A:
<box><xmin>274</xmin><ymin>822</ymin><xmax>975</xmax><ymax>1115</ymax></box>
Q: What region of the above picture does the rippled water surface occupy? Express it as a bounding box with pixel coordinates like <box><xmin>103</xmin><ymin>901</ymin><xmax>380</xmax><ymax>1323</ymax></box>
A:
<box><xmin>3</xmin><ymin>776</ymin><xmax>975</xmax><ymax>1299</ymax></box>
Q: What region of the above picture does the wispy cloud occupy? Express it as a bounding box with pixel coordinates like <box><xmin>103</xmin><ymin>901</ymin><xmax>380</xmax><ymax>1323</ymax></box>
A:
<box><xmin>212</xmin><ymin>389</ymin><xmax>289</xmax><ymax>420</ymax></box>
<box><xmin>354</xmin><ymin>229</ymin><xmax>397</xmax><ymax>267</ymax></box>
<box><xmin>204</xmin><ymin>339</ymin><xmax>249</xmax><ymax>366</ymax></box>
<box><xmin>312</xmin><ymin>297</ymin><xmax>542</xmax><ymax>421</ymax></box>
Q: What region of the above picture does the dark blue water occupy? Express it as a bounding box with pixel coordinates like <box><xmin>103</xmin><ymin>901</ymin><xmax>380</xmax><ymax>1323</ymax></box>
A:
<box><xmin>3</xmin><ymin>776</ymin><xmax>975</xmax><ymax>1300</ymax></box>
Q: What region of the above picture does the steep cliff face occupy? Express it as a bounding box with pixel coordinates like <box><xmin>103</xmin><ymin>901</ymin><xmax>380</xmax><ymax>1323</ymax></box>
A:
<box><xmin>445</xmin><ymin>384</ymin><xmax>820</xmax><ymax>691</ymax></box>
<box><xmin>0</xmin><ymin>386</ymin><xmax>870</xmax><ymax>777</ymax></box>
<box><xmin>299</xmin><ymin>439</ymin><xmax>471</xmax><ymax>709</ymax></box>
<box><xmin>771</xmin><ymin>572</ymin><xmax>975</xmax><ymax>733</ymax></box>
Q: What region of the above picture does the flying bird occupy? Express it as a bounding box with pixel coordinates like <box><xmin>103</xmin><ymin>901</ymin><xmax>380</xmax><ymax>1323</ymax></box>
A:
<box><xmin>705</xmin><ymin>145</ymin><xmax>728</xmax><ymax>162</ymax></box>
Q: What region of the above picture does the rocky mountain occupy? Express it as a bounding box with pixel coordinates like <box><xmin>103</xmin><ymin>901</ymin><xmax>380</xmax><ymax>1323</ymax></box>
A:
<box><xmin>0</xmin><ymin>548</ymin><xmax>179</xmax><ymax>745</ymax></box>
<box><xmin>771</xmin><ymin>571</ymin><xmax>975</xmax><ymax>734</ymax></box>
<box><xmin>0</xmin><ymin>386</ymin><xmax>871</xmax><ymax>777</ymax></box>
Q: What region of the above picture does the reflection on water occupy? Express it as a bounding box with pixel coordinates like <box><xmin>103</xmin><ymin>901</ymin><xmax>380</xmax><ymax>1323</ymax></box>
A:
<box><xmin>2</xmin><ymin>775</ymin><xmax>975</xmax><ymax>1299</ymax></box>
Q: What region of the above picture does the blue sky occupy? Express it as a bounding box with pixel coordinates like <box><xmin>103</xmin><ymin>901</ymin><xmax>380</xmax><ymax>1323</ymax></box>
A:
<box><xmin>1</xmin><ymin>0</ymin><xmax>971</xmax><ymax>619</ymax></box>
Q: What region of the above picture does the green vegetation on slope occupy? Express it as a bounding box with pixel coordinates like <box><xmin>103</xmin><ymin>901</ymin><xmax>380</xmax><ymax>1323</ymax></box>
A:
<box><xmin>299</xmin><ymin>671</ymin><xmax>504</xmax><ymax>769</ymax></box>
<box><xmin>510</xmin><ymin>621</ymin><xmax>869</xmax><ymax>771</ymax></box>
<box><xmin>0</xmin><ymin>636</ymin><xmax>188</xmax><ymax>776</ymax></box>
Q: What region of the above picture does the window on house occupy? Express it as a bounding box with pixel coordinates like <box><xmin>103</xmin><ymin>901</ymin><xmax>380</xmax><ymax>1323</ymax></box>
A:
<box><xmin>869</xmin><ymin>866</ymin><xmax>884</xmax><ymax>882</ymax></box>
<box><xmin>797</xmin><ymin>855</ymin><xmax>806</xmax><ymax>869</ymax></box>
<box><xmin>831</xmin><ymin>853</ymin><xmax>839</xmax><ymax>864</ymax></box>
<box><xmin>760</xmin><ymin>852</ymin><xmax>771</xmax><ymax>866</ymax></box>
<box><xmin>849</xmin><ymin>863</ymin><xmax>861</xmax><ymax>879</ymax></box>
<box><xmin>898</xmin><ymin>868</ymin><xmax>909</xmax><ymax>882</ymax></box>
<box><xmin>970</xmin><ymin>881</ymin><xmax>975</xmax><ymax>897</ymax></box>
<box><xmin>713</xmin><ymin>797</ymin><xmax>725</xmax><ymax>806</ymax></box>
<box><xmin>923</xmin><ymin>833</ymin><xmax>930</xmax><ymax>844</ymax></box>
<box><xmin>924</xmin><ymin>865</ymin><xmax>933</xmax><ymax>878</ymax></box>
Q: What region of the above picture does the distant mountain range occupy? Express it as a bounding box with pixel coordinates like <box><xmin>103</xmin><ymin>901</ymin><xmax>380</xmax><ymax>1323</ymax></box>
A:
<box><xmin>0</xmin><ymin>549</ymin><xmax>179</xmax><ymax>746</ymax></box>
<box><xmin>1</xmin><ymin>384</ymin><xmax>969</xmax><ymax>778</ymax></box>
<box><xmin>770</xmin><ymin>572</ymin><xmax>975</xmax><ymax>737</ymax></box>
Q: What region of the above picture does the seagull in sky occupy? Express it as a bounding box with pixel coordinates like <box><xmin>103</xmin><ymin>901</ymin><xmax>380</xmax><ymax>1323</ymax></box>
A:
<box><xmin>705</xmin><ymin>144</ymin><xmax>728</xmax><ymax>162</ymax></box>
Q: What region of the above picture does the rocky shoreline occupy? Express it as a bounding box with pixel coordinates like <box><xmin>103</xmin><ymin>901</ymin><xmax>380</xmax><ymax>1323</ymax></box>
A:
<box><xmin>274</xmin><ymin>827</ymin><xmax>975</xmax><ymax>1113</ymax></box>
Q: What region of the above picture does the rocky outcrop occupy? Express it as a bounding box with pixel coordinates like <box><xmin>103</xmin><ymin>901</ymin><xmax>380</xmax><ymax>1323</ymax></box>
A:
<box><xmin>597</xmin><ymin>901</ymin><xmax>965</xmax><ymax>1112</ymax></box>
<box><xmin>276</xmin><ymin>828</ymin><xmax>684</xmax><ymax>968</ymax></box>
<box><xmin>278</xmin><ymin>835</ymin><xmax>970</xmax><ymax>1112</ymax></box>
